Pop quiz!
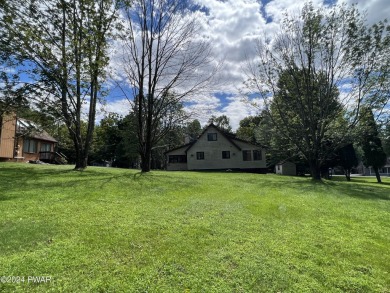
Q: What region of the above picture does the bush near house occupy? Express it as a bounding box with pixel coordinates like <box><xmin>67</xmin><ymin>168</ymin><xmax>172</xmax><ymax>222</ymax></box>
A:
<box><xmin>0</xmin><ymin>163</ymin><xmax>389</xmax><ymax>292</ymax></box>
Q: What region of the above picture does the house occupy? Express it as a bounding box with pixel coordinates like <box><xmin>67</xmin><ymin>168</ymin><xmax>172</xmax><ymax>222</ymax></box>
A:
<box><xmin>165</xmin><ymin>124</ymin><xmax>266</xmax><ymax>172</ymax></box>
<box><xmin>359</xmin><ymin>157</ymin><xmax>390</xmax><ymax>176</ymax></box>
<box><xmin>275</xmin><ymin>161</ymin><xmax>297</xmax><ymax>176</ymax></box>
<box><xmin>0</xmin><ymin>113</ymin><xmax>62</xmax><ymax>163</ymax></box>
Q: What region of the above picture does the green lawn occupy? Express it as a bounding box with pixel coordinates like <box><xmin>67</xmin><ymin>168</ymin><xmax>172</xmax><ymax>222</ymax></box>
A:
<box><xmin>0</xmin><ymin>163</ymin><xmax>389</xmax><ymax>292</ymax></box>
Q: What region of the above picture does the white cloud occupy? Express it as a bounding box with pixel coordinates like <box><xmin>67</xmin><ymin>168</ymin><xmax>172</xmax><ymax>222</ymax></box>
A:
<box><xmin>339</xmin><ymin>0</ymin><xmax>390</xmax><ymax>25</ymax></box>
<box><xmin>104</xmin><ymin>0</ymin><xmax>388</xmax><ymax>131</ymax></box>
<box><xmin>95</xmin><ymin>98</ymin><xmax>131</xmax><ymax>123</ymax></box>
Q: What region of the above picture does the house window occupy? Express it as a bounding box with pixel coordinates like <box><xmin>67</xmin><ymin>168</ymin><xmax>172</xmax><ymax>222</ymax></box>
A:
<box><xmin>168</xmin><ymin>155</ymin><xmax>187</xmax><ymax>163</ymax></box>
<box><xmin>196</xmin><ymin>152</ymin><xmax>204</xmax><ymax>160</ymax></box>
<box><xmin>23</xmin><ymin>139</ymin><xmax>37</xmax><ymax>153</ymax></box>
<box><xmin>222</xmin><ymin>151</ymin><xmax>230</xmax><ymax>159</ymax></box>
<box><xmin>253</xmin><ymin>149</ymin><xmax>262</xmax><ymax>160</ymax></box>
<box><xmin>207</xmin><ymin>133</ymin><xmax>217</xmax><ymax>141</ymax></box>
<box><xmin>242</xmin><ymin>150</ymin><xmax>252</xmax><ymax>161</ymax></box>
<box><xmin>40</xmin><ymin>143</ymin><xmax>52</xmax><ymax>152</ymax></box>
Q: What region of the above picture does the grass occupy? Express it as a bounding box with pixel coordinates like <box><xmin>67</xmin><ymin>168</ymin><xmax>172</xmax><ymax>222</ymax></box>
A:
<box><xmin>0</xmin><ymin>163</ymin><xmax>389</xmax><ymax>292</ymax></box>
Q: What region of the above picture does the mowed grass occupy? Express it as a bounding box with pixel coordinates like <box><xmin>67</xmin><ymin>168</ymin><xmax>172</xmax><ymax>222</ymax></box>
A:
<box><xmin>0</xmin><ymin>163</ymin><xmax>389</xmax><ymax>292</ymax></box>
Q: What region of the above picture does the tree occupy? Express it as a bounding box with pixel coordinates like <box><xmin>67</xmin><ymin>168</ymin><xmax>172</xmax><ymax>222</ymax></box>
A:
<box><xmin>236</xmin><ymin>116</ymin><xmax>262</xmax><ymax>143</ymax></box>
<box><xmin>120</xmin><ymin>0</ymin><xmax>217</xmax><ymax>172</ymax></box>
<box><xmin>359</xmin><ymin>107</ymin><xmax>387</xmax><ymax>183</ymax></box>
<box><xmin>381</xmin><ymin>123</ymin><xmax>390</xmax><ymax>156</ymax></box>
<box><xmin>113</xmin><ymin>113</ymin><xmax>140</xmax><ymax>168</ymax></box>
<box><xmin>270</xmin><ymin>68</ymin><xmax>343</xmax><ymax>179</ymax></box>
<box><xmin>186</xmin><ymin>119</ymin><xmax>202</xmax><ymax>142</ymax></box>
<box><xmin>246</xmin><ymin>2</ymin><xmax>390</xmax><ymax>180</ymax></box>
<box><xmin>0</xmin><ymin>56</ymin><xmax>28</xmax><ymax>117</ymax></box>
<box><xmin>91</xmin><ymin>113</ymin><xmax>122</xmax><ymax>164</ymax></box>
<box><xmin>337</xmin><ymin>144</ymin><xmax>359</xmax><ymax>181</ymax></box>
<box><xmin>0</xmin><ymin>0</ymin><xmax>119</xmax><ymax>170</ymax></box>
<box><xmin>208</xmin><ymin>115</ymin><xmax>232</xmax><ymax>133</ymax></box>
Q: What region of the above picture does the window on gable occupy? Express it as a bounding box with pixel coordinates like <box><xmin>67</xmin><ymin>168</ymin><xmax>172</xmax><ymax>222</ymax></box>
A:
<box><xmin>222</xmin><ymin>151</ymin><xmax>230</xmax><ymax>159</ymax></box>
<box><xmin>23</xmin><ymin>139</ymin><xmax>37</xmax><ymax>153</ymax></box>
<box><xmin>207</xmin><ymin>133</ymin><xmax>217</xmax><ymax>141</ymax></box>
<box><xmin>253</xmin><ymin>149</ymin><xmax>262</xmax><ymax>161</ymax></box>
<box><xmin>196</xmin><ymin>152</ymin><xmax>204</xmax><ymax>160</ymax></box>
<box><xmin>242</xmin><ymin>150</ymin><xmax>252</xmax><ymax>161</ymax></box>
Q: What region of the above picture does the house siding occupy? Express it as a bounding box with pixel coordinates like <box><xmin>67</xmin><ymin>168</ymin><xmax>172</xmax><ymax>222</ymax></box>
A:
<box><xmin>0</xmin><ymin>114</ymin><xmax>57</xmax><ymax>162</ymax></box>
<box><xmin>0</xmin><ymin>114</ymin><xmax>16</xmax><ymax>159</ymax></box>
<box><xmin>186</xmin><ymin>126</ymin><xmax>266</xmax><ymax>170</ymax></box>
<box><xmin>166</xmin><ymin>146</ymin><xmax>188</xmax><ymax>171</ymax></box>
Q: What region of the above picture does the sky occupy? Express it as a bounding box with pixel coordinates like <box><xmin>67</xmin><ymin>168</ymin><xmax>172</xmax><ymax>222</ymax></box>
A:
<box><xmin>101</xmin><ymin>0</ymin><xmax>390</xmax><ymax>130</ymax></box>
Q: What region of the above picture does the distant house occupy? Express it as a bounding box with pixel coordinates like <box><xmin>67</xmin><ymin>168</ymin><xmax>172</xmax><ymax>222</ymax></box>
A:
<box><xmin>360</xmin><ymin>157</ymin><xmax>390</xmax><ymax>176</ymax></box>
<box><xmin>0</xmin><ymin>113</ymin><xmax>62</xmax><ymax>163</ymax></box>
<box><xmin>165</xmin><ymin>124</ymin><xmax>266</xmax><ymax>172</ymax></box>
<box><xmin>275</xmin><ymin>161</ymin><xmax>297</xmax><ymax>176</ymax></box>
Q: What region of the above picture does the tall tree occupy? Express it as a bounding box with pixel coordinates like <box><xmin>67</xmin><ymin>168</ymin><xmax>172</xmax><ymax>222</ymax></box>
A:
<box><xmin>236</xmin><ymin>116</ymin><xmax>262</xmax><ymax>143</ymax></box>
<box><xmin>0</xmin><ymin>57</ymin><xmax>28</xmax><ymax>117</ymax></box>
<box><xmin>246</xmin><ymin>2</ymin><xmax>390</xmax><ymax>179</ymax></box>
<box><xmin>269</xmin><ymin>69</ymin><xmax>342</xmax><ymax>179</ymax></box>
<box><xmin>0</xmin><ymin>0</ymin><xmax>119</xmax><ymax>170</ymax></box>
<box><xmin>113</xmin><ymin>113</ymin><xmax>140</xmax><ymax>168</ymax></box>
<box><xmin>120</xmin><ymin>0</ymin><xmax>217</xmax><ymax>172</ymax></box>
<box><xmin>91</xmin><ymin>113</ymin><xmax>122</xmax><ymax>164</ymax></box>
<box><xmin>336</xmin><ymin>143</ymin><xmax>359</xmax><ymax>181</ymax></box>
<box><xmin>185</xmin><ymin>119</ymin><xmax>202</xmax><ymax>142</ymax></box>
<box><xmin>208</xmin><ymin>115</ymin><xmax>232</xmax><ymax>133</ymax></box>
<box><xmin>382</xmin><ymin>124</ymin><xmax>390</xmax><ymax>156</ymax></box>
<box><xmin>359</xmin><ymin>107</ymin><xmax>387</xmax><ymax>183</ymax></box>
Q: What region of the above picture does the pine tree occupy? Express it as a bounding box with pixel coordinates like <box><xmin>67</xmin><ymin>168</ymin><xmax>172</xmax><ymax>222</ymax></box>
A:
<box><xmin>359</xmin><ymin>107</ymin><xmax>387</xmax><ymax>183</ymax></box>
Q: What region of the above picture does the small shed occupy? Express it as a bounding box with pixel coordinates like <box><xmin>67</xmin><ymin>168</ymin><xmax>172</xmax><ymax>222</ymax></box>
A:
<box><xmin>275</xmin><ymin>161</ymin><xmax>296</xmax><ymax>176</ymax></box>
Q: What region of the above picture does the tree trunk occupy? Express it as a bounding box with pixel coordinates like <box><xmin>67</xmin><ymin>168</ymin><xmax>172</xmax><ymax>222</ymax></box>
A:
<box><xmin>373</xmin><ymin>166</ymin><xmax>382</xmax><ymax>183</ymax></box>
<box><xmin>310</xmin><ymin>161</ymin><xmax>321</xmax><ymax>180</ymax></box>
<box><xmin>74</xmin><ymin>149</ymin><xmax>88</xmax><ymax>170</ymax></box>
<box><xmin>344</xmin><ymin>168</ymin><xmax>351</xmax><ymax>181</ymax></box>
<box><xmin>140</xmin><ymin>145</ymin><xmax>151</xmax><ymax>172</ymax></box>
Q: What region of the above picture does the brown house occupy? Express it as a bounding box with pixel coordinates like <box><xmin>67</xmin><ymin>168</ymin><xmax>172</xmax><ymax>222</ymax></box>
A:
<box><xmin>0</xmin><ymin>113</ymin><xmax>59</xmax><ymax>163</ymax></box>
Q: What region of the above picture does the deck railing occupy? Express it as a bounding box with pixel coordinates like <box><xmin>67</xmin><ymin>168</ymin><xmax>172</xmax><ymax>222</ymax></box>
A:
<box><xmin>39</xmin><ymin>151</ymin><xmax>68</xmax><ymax>164</ymax></box>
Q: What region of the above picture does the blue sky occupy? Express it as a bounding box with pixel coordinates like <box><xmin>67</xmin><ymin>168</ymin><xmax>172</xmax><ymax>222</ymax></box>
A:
<box><xmin>99</xmin><ymin>0</ymin><xmax>390</xmax><ymax>129</ymax></box>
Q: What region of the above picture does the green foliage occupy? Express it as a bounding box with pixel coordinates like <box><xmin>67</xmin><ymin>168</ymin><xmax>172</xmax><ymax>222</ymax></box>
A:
<box><xmin>0</xmin><ymin>163</ymin><xmax>389</xmax><ymax>292</ymax></box>
<box><xmin>0</xmin><ymin>0</ymin><xmax>120</xmax><ymax>169</ymax></box>
<box><xmin>185</xmin><ymin>119</ymin><xmax>202</xmax><ymax>142</ymax></box>
<box><xmin>270</xmin><ymin>69</ymin><xmax>344</xmax><ymax>178</ymax></box>
<box><xmin>112</xmin><ymin>113</ymin><xmax>139</xmax><ymax>168</ymax></box>
<box><xmin>381</xmin><ymin>124</ymin><xmax>390</xmax><ymax>156</ymax></box>
<box><xmin>90</xmin><ymin>113</ymin><xmax>122</xmax><ymax>164</ymax></box>
<box><xmin>358</xmin><ymin>107</ymin><xmax>387</xmax><ymax>182</ymax></box>
<box><xmin>236</xmin><ymin>116</ymin><xmax>262</xmax><ymax>143</ymax></box>
<box><xmin>207</xmin><ymin>115</ymin><xmax>232</xmax><ymax>133</ymax></box>
<box><xmin>248</xmin><ymin>2</ymin><xmax>390</xmax><ymax>179</ymax></box>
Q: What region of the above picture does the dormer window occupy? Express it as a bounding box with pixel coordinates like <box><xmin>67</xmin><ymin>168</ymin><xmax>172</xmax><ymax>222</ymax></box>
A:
<box><xmin>207</xmin><ymin>133</ymin><xmax>217</xmax><ymax>141</ymax></box>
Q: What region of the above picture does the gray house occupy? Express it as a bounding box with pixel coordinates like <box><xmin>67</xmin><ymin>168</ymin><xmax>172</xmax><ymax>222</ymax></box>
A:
<box><xmin>165</xmin><ymin>124</ymin><xmax>266</xmax><ymax>172</ymax></box>
<box><xmin>359</xmin><ymin>157</ymin><xmax>390</xmax><ymax>176</ymax></box>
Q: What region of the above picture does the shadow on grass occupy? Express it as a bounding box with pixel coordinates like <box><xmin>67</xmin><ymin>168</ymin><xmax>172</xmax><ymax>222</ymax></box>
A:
<box><xmin>0</xmin><ymin>165</ymin><xmax>137</xmax><ymax>196</ymax></box>
<box><xmin>1</xmin><ymin>165</ymin><xmax>389</xmax><ymax>202</ymax></box>
<box><xmin>247</xmin><ymin>175</ymin><xmax>390</xmax><ymax>200</ymax></box>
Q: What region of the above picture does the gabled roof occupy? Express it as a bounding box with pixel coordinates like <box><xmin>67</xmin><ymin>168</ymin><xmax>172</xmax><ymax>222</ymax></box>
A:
<box><xmin>165</xmin><ymin>123</ymin><xmax>265</xmax><ymax>155</ymax></box>
<box><xmin>164</xmin><ymin>142</ymin><xmax>194</xmax><ymax>154</ymax></box>
<box><xmin>17</xmin><ymin>118</ymin><xmax>57</xmax><ymax>143</ymax></box>
<box><xmin>186</xmin><ymin>123</ymin><xmax>242</xmax><ymax>152</ymax></box>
